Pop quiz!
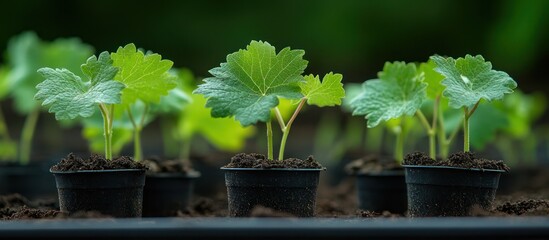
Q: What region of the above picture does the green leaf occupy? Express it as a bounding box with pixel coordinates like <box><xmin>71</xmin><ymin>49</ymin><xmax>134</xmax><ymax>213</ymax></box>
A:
<box><xmin>469</xmin><ymin>104</ymin><xmax>508</xmax><ymax>150</ymax></box>
<box><xmin>350</xmin><ymin>61</ymin><xmax>427</xmax><ymax>128</ymax></box>
<box><xmin>35</xmin><ymin>51</ymin><xmax>124</xmax><ymax>120</ymax></box>
<box><xmin>494</xmin><ymin>90</ymin><xmax>546</xmax><ymax>138</ymax></box>
<box><xmin>194</xmin><ymin>40</ymin><xmax>308</xmax><ymax>126</ymax></box>
<box><xmin>341</xmin><ymin>83</ymin><xmax>363</xmax><ymax>113</ymax></box>
<box><xmin>300</xmin><ymin>72</ymin><xmax>345</xmax><ymax>107</ymax></box>
<box><xmin>179</xmin><ymin>93</ymin><xmax>254</xmax><ymax>151</ymax></box>
<box><xmin>0</xmin><ymin>139</ymin><xmax>17</xmax><ymax>161</ymax></box>
<box><xmin>0</xmin><ymin>67</ymin><xmax>10</xmax><ymax>100</ymax></box>
<box><xmin>6</xmin><ymin>32</ymin><xmax>94</xmax><ymax>114</ymax></box>
<box><xmin>431</xmin><ymin>54</ymin><xmax>517</xmax><ymax>109</ymax></box>
<box><xmin>419</xmin><ymin>59</ymin><xmax>445</xmax><ymax>99</ymax></box>
<box><xmin>111</xmin><ymin>43</ymin><xmax>177</xmax><ymax>106</ymax></box>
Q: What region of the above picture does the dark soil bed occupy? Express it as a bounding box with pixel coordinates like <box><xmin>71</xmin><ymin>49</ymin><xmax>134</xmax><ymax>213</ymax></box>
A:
<box><xmin>142</xmin><ymin>157</ymin><xmax>195</xmax><ymax>174</ymax></box>
<box><xmin>50</xmin><ymin>153</ymin><xmax>147</xmax><ymax>171</ymax></box>
<box><xmin>223</xmin><ymin>153</ymin><xmax>323</xmax><ymax>169</ymax></box>
<box><xmin>403</xmin><ymin>151</ymin><xmax>509</xmax><ymax>171</ymax></box>
<box><xmin>344</xmin><ymin>155</ymin><xmax>402</xmax><ymax>174</ymax></box>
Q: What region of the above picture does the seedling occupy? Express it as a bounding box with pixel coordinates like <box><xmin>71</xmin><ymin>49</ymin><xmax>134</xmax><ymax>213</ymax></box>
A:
<box><xmin>195</xmin><ymin>40</ymin><xmax>344</xmax><ymax>161</ymax></box>
<box><xmin>350</xmin><ymin>62</ymin><xmax>426</xmax><ymax>162</ymax></box>
<box><xmin>111</xmin><ymin>44</ymin><xmax>178</xmax><ymax>161</ymax></box>
<box><xmin>1</xmin><ymin>32</ymin><xmax>93</xmax><ymax>164</ymax></box>
<box><xmin>35</xmin><ymin>51</ymin><xmax>124</xmax><ymax>160</ymax></box>
<box><xmin>431</xmin><ymin>54</ymin><xmax>517</xmax><ymax>153</ymax></box>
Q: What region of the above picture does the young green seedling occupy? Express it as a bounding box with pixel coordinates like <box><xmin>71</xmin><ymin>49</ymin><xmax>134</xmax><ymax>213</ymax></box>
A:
<box><xmin>3</xmin><ymin>32</ymin><xmax>93</xmax><ymax>164</ymax></box>
<box><xmin>35</xmin><ymin>52</ymin><xmax>124</xmax><ymax>160</ymax></box>
<box><xmin>195</xmin><ymin>40</ymin><xmax>344</xmax><ymax>161</ymax></box>
<box><xmin>111</xmin><ymin>44</ymin><xmax>177</xmax><ymax>161</ymax></box>
<box><xmin>431</xmin><ymin>54</ymin><xmax>517</xmax><ymax>152</ymax></box>
<box><xmin>350</xmin><ymin>62</ymin><xmax>426</xmax><ymax>162</ymax></box>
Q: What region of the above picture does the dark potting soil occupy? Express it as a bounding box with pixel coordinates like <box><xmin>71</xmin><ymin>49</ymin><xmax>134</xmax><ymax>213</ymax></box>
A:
<box><xmin>223</xmin><ymin>153</ymin><xmax>323</xmax><ymax>169</ymax></box>
<box><xmin>50</xmin><ymin>153</ymin><xmax>147</xmax><ymax>171</ymax></box>
<box><xmin>403</xmin><ymin>151</ymin><xmax>509</xmax><ymax>171</ymax></box>
<box><xmin>143</xmin><ymin>157</ymin><xmax>195</xmax><ymax>174</ymax></box>
<box><xmin>177</xmin><ymin>195</ymin><xmax>228</xmax><ymax>217</ymax></box>
<box><xmin>249</xmin><ymin>206</ymin><xmax>296</xmax><ymax>217</ymax></box>
<box><xmin>344</xmin><ymin>155</ymin><xmax>402</xmax><ymax>174</ymax></box>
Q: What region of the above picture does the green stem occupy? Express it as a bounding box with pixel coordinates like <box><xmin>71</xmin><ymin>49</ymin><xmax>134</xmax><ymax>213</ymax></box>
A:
<box><xmin>0</xmin><ymin>106</ymin><xmax>11</xmax><ymax>140</ymax></box>
<box><xmin>266</xmin><ymin>120</ymin><xmax>273</xmax><ymax>160</ymax></box>
<box><xmin>394</xmin><ymin>123</ymin><xmax>403</xmax><ymax>163</ymax></box>
<box><xmin>99</xmin><ymin>104</ymin><xmax>113</xmax><ymax>160</ymax></box>
<box><xmin>277</xmin><ymin>98</ymin><xmax>306</xmax><ymax>161</ymax></box>
<box><xmin>463</xmin><ymin>107</ymin><xmax>470</xmax><ymax>152</ymax></box>
<box><xmin>19</xmin><ymin>107</ymin><xmax>40</xmax><ymax>165</ymax></box>
<box><xmin>160</xmin><ymin>117</ymin><xmax>178</xmax><ymax>157</ymax></box>
<box><xmin>416</xmin><ymin>110</ymin><xmax>436</xmax><ymax>159</ymax></box>
<box><xmin>127</xmin><ymin>108</ymin><xmax>143</xmax><ymax>161</ymax></box>
<box><xmin>179</xmin><ymin>137</ymin><xmax>192</xmax><ymax>163</ymax></box>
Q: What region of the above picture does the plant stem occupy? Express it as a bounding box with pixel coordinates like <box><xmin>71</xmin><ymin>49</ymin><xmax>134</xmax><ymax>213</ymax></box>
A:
<box><xmin>266</xmin><ymin>120</ymin><xmax>273</xmax><ymax>160</ymax></box>
<box><xmin>277</xmin><ymin>98</ymin><xmax>306</xmax><ymax>161</ymax></box>
<box><xmin>394</xmin><ymin>122</ymin><xmax>404</xmax><ymax>163</ymax></box>
<box><xmin>19</xmin><ymin>106</ymin><xmax>40</xmax><ymax>165</ymax></box>
<box><xmin>0</xmin><ymin>106</ymin><xmax>11</xmax><ymax>140</ymax></box>
<box><xmin>127</xmin><ymin>108</ymin><xmax>143</xmax><ymax>161</ymax></box>
<box><xmin>463</xmin><ymin>107</ymin><xmax>470</xmax><ymax>152</ymax></box>
<box><xmin>99</xmin><ymin>104</ymin><xmax>113</xmax><ymax>160</ymax></box>
<box><xmin>274</xmin><ymin>107</ymin><xmax>286</xmax><ymax>129</ymax></box>
<box><xmin>416</xmin><ymin>110</ymin><xmax>436</xmax><ymax>159</ymax></box>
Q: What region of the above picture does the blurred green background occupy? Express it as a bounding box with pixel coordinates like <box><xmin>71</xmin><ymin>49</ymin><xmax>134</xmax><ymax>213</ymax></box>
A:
<box><xmin>0</xmin><ymin>0</ymin><xmax>548</xmax><ymax>164</ymax></box>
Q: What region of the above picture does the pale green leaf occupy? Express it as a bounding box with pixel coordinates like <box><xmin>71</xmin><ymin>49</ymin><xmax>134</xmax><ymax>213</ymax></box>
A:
<box><xmin>179</xmin><ymin>94</ymin><xmax>254</xmax><ymax>151</ymax></box>
<box><xmin>6</xmin><ymin>32</ymin><xmax>94</xmax><ymax>114</ymax></box>
<box><xmin>300</xmin><ymin>72</ymin><xmax>345</xmax><ymax>107</ymax></box>
<box><xmin>341</xmin><ymin>83</ymin><xmax>363</xmax><ymax>113</ymax></box>
<box><xmin>194</xmin><ymin>40</ymin><xmax>308</xmax><ymax>126</ymax></box>
<box><xmin>350</xmin><ymin>61</ymin><xmax>427</xmax><ymax>128</ymax></box>
<box><xmin>431</xmin><ymin>54</ymin><xmax>517</xmax><ymax>109</ymax></box>
<box><xmin>494</xmin><ymin>90</ymin><xmax>546</xmax><ymax>138</ymax></box>
<box><xmin>469</xmin><ymin>104</ymin><xmax>508</xmax><ymax>150</ymax></box>
<box><xmin>111</xmin><ymin>43</ymin><xmax>177</xmax><ymax>106</ymax></box>
<box><xmin>35</xmin><ymin>51</ymin><xmax>124</xmax><ymax>120</ymax></box>
<box><xmin>419</xmin><ymin>59</ymin><xmax>445</xmax><ymax>99</ymax></box>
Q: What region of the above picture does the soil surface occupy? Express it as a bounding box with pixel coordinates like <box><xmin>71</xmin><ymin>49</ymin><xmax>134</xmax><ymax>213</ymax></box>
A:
<box><xmin>403</xmin><ymin>151</ymin><xmax>510</xmax><ymax>171</ymax></box>
<box><xmin>143</xmin><ymin>157</ymin><xmax>196</xmax><ymax>175</ymax></box>
<box><xmin>344</xmin><ymin>155</ymin><xmax>403</xmax><ymax>174</ymax></box>
<box><xmin>51</xmin><ymin>153</ymin><xmax>147</xmax><ymax>171</ymax></box>
<box><xmin>224</xmin><ymin>153</ymin><xmax>323</xmax><ymax>169</ymax></box>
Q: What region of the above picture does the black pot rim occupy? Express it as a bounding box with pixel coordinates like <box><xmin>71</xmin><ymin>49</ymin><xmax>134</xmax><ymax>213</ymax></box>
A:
<box><xmin>50</xmin><ymin>169</ymin><xmax>146</xmax><ymax>174</ymax></box>
<box><xmin>220</xmin><ymin>167</ymin><xmax>326</xmax><ymax>171</ymax></box>
<box><xmin>146</xmin><ymin>171</ymin><xmax>201</xmax><ymax>178</ymax></box>
<box><xmin>402</xmin><ymin>164</ymin><xmax>506</xmax><ymax>173</ymax></box>
<box><xmin>355</xmin><ymin>169</ymin><xmax>404</xmax><ymax>176</ymax></box>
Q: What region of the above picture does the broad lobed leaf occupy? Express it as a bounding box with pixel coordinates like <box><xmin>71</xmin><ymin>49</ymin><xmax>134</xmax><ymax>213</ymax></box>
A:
<box><xmin>350</xmin><ymin>62</ymin><xmax>427</xmax><ymax>128</ymax></box>
<box><xmin>35</xmin><ymin>52</ymin><xmax>125</xmax><ymax>120</ymax></box>
<box><xmin>431</xmin><ymin>54</ymin><xmax>517</xmax><ymax>109</ymax></box>
<box><xmin>300</xmin><ymin>72</ymin><xmax>345</xmax><ymax>107</ymax></box>
<box><xmin>194</xmin><ymin>40</ymin><xmax>308</xmax><ymax>126</ymax></box>
<box><xmin>111</xmin><ymin>43</ymin><xmax>177</xmax><ymax>106</ymax></box>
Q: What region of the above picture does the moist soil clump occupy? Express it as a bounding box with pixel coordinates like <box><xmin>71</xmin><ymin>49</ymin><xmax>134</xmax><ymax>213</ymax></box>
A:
<box><xmin>51</xmin><ymin>153</ymin><xmax>147</xmax><ymax>171</ymax></box>
<box><xmin>344</xmin><ymin>155</ymin><xmax>402</xmax><ymax>174</ymax></box>
<box><xmin>143</xmin><ymin>157</ymin><xmax>197</xmax><ymax>175</ymax></box>
<box><xmin>403</xmin><ymin>151</ymin><xmax>509</xmax><ymax>171</ymax></box>
<box><xmin>224</xmin><ymin>153</ymin><xmax>323</xmax><ymax>169</ymax></box>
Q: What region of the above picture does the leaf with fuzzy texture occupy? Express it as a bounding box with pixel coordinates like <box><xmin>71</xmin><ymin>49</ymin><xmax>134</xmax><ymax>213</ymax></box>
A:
<box><xmin>350</xmin><ymin>62</ymin><xmax>427</xmax><ymax>128</ymax></box>
<box><xmin>194</xmin><ymin>40</ymin><xmax>308</xmax><ymax>126</ymax></box>
<box><xmin>6</xmin><ymin>32</ymin><xmax>94</xmax><ymax>113</ymax></box>
<box><xmin>35</xmin><ymin>52</ymin><xmax>124</xmax><ymax>120</ymax></box>
<box><xmin>431</xmin><ymin>54</ymin><xmax>517</xmax><ymax>109</ymax></box>
<box><xmin>111</xmin><ymin>43</ymin><xmax>177</xmax><ymax>106</ymax></box>
<box><xmin>300</xmin><ymin>72</ymin><xmax>345</xmax><ymax>107</ymax></box>
<box><xmin>419</xmin><ymin>59</ymin><xmax>445</xmax><ymax>99</ymax></box>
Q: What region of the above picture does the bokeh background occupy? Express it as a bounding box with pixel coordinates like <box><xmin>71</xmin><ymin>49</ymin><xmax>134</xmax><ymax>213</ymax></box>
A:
<box><xmin>0</xmin><ymin>0</ymin><xmax>548</xmax><ymax>175</ymax></box>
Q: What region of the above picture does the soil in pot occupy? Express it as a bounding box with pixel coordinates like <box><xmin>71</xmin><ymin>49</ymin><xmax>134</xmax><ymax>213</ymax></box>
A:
<box><xmin>142</xmin><ymin>158</ymin><xmax>200</xmax><ymax>217</ymax></box>
<box><xmin>345</xmin><ymin>155</ymin><xmax>407</xmax><ymax>214</ymax></box>
<box><xmin>223</xmin><ymin>153</ymin><xmax>323</xmax><ymax>217</ymax></box>
<box><xmin>50</xmin><ymin>153</ymin><xmax>147</xmax><ymax>218</ymax></box>
<box><xmin>403</xmin><ymin>151</ymin><xmax>509</xmax><ymax>217</ymax></box>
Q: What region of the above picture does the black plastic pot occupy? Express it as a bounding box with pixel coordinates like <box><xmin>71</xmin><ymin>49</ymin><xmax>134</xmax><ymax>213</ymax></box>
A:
<box><xmin>0</xmin><ymin>162</ymin><xmax>57</xmax><ymax>200</ymax></box>
<box><xmin>355</xmin><ymin>170</ymin><xmax>407</xmax><ymax>213</ymax></box>
<box><xmin>51</xmin><ymin>169</ymin><xmax>146</xmax><ymax>217</ymax></box>
<box><xmin>403</xmin><ymin>165</ymin><xmax>504</xmax><ymax>217</ymax></box>
<box><xmin>223</xmin><ymin>168</ymin><xmax>323</xmax><ymax>217</ymax></box>
<box><xmin>142</xmin><ymin>171</ymin><xmax>200</xmax><ymax>217</ymax></box>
